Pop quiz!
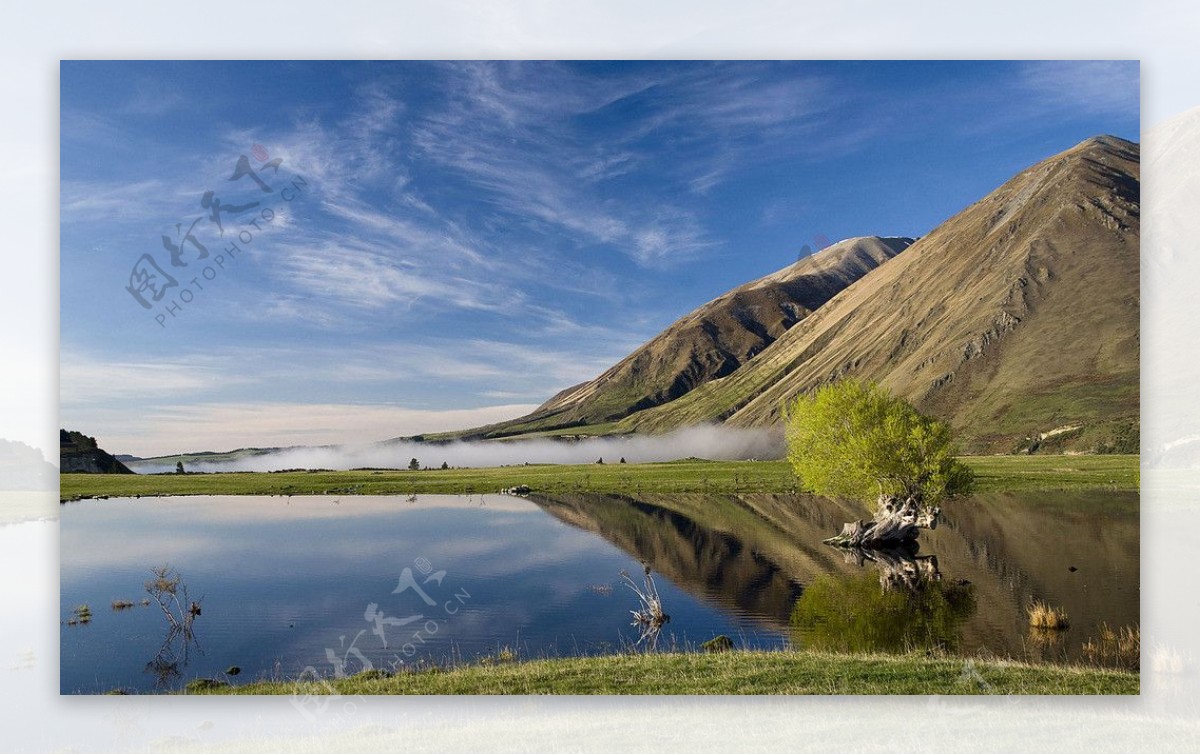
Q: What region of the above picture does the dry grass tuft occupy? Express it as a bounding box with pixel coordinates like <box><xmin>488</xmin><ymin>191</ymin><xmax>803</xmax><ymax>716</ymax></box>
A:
<box><xmin>1028</xmin><ymin>600</ymin><xmax>1070</xmax><ymax>630</ymax></box>
<box><xmin>1083</xmin><ymin>623</ymin><xmax>1139</xmax><ymax>671</ymax></box>
<box><xmin>477</xmin><ymin>646</ymin><xmax>519</xmax><ymax>666</ymax></box>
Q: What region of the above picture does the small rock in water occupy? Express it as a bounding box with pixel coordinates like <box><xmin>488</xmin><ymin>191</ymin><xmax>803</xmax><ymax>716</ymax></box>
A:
<box><xmin>1068</xmin><ymin>566</ymin><xmax>1078</xmax><ymax>572</ymax></box>
<box><xmin>225</xmin><ymin>666</ymin><xmax>241</xmax><ymax>676</ymax></box>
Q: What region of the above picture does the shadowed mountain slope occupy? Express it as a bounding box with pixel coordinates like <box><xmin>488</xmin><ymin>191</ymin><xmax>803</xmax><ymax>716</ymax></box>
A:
<box><xmin>619</xmin><ymin>136</ymin><xmax>1139</xmax><ymax>452</ymax></box>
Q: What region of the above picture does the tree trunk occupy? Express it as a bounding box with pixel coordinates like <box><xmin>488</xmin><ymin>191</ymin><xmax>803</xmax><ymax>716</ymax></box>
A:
<box><xmin>824</xmin><ymin>494</ymin><xmax>940</xmax><ymax>549</ymax></box>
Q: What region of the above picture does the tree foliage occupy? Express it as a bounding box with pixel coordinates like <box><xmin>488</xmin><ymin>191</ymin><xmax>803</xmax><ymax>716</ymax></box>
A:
<box><xmin>785</xmin><ymin>380</ymin><xmax>973</xmax><ymax>508</ymax></box>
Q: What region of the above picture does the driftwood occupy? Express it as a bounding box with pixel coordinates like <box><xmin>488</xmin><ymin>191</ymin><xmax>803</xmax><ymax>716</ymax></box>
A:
<box><xmin>824</xmin><ymin>494</ymin><xmax>941</xmax><ymax>549</ymax></box>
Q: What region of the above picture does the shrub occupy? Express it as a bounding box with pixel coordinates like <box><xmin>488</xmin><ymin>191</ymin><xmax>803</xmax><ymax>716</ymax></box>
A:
<box><xmin>785</xmin><ymin>380</ymin><xmax>973</xmax><ymax>509</ymax></box>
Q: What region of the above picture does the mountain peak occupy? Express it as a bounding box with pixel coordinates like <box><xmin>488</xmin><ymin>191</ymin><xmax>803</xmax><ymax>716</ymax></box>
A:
<box><xmin>457</xmin><ymin>235</ymin><xmax>911</xmax><ymax>439</ymax></box>
<box><xmin>620</xmin><ymin>139</ymin><xmax>1140</xmax><ymax>453</ymax></box>
<box><xmin>1073</xmin><ymin>133</ymin><xmax>1138</xmax><ymax>152</ymax></box>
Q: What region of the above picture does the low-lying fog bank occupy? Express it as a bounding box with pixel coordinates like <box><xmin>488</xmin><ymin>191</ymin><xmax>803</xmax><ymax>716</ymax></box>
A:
<box><xmin>126</xmin><ymin>425</ymin><xmax>786</xmax><ymax>474</ymax></box>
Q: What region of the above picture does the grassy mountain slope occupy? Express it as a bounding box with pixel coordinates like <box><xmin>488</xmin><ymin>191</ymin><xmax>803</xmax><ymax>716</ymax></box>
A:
<box><xmin>456</xmin><ymin>236</ymin><xmax>911</xmax><ymax>439</ymax></box>
<box><xmin>619</xmin><ymin>136</ymin><xmax>1140</xmax><ymax>452</ymax></box>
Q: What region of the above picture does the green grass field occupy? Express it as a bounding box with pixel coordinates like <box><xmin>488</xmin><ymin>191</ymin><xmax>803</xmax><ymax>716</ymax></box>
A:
<box><xmin>187</xmin><ymin>649</ymin><xmax>1137</xmax><ymax>696</ymax></box>
<box><xmin>60</xmin><ymin>454</ymin><xmax>1139</xmax><ymax>502</ymax></box>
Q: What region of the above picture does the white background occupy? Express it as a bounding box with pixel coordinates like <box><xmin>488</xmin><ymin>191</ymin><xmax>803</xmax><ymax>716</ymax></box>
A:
<box><xmin>3</xmin><ymin>1</ymin><xmax>1200</xmax><ymax>751</ymax></box>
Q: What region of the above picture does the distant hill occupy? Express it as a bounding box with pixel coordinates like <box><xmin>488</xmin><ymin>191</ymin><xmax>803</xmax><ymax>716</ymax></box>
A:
<box><xmin>620</xmin><ymin>136</ymin><xmax>1140</xmax><ymax>453</ymax></box>
<box><xmin>59</xmin><ymin>430</ymin><xmax>134</xmax><ymax>474</ymax></box>
<box><xmin>123</xmin><ymin>445</ymin><xmax>310</xmax><ymax>473</ymax></box>
<box><xmin>453</xmin><ymin>236</ymin><xmax>912</xmax><ymax>439</ymax></box>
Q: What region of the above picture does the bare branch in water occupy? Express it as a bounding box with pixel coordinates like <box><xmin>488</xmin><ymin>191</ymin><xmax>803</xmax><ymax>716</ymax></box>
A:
<box><xmin>145</xmin><ymin>565</ymin><xmax>202</xmax><ymax>636</ymax></box>
<box><xmin>143</xmin><ymin>565</ymin><xmax>204</xmax><ymax>689</ymax></box>
<box><xmin>620</xmin><ymin>564</ymin><xmax>670</xmax><ymax>649</ymax></box>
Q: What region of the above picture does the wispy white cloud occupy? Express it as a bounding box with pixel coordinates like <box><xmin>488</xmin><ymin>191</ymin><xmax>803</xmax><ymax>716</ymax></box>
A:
<box><xmin>575</xmin><ymin>149</ymin><xmax>642</xmax><ymax>182</ymax></box>
<box><xmin>121</xmin><ymin>86</ymin><xmax>186</xmax><ymax>117</ymax></box>
<box><xmin>665</xmin><ymin>65</ymin><xmax>834</xmax><ymax>131</ymax></box>
<box><xmin>59</xmin><ymin>350</ymin><xmax>254</xmax><ymax>405</ymax></box>
<box><xmin>59</xmin><ymin>108</ymin><xmax>133</xmax><ymax>147</ymax></box>
<box><xmin>60</xmin><ymin>178</ymin><xmax>194</xmax><ymax>224</ymax></box>
<box><xmin>630</xmin><ymin>210</ymin><xmax>717</xmax><ymax>267</ymax></box>
<box><xmin>316</xmin><ymin>194</ymin><xmax>489</xmax><ymax>268</ymax></box>
<box><xmin>409</xmin><ymin>62</ymin><xmax>722</xmax><ymax>267</ymax></box>
<box><xmin>1019</xmin><ymin>60</ymin><xmax>1140</xmax><ymax>118</ymax></box>
<box><xmin>223</xmin><ymin>82</ymin><xmax>648</xmax><ymax>333</ymax></box>
<box><xmin>61</xmin><ymin>333</ymin><xmax>637</xmax><ymax>422</ymax></box>
<box><xmin>272</xmin><ymin>241</ymin><xmax>451</xmax><ymax>310</ymax></box>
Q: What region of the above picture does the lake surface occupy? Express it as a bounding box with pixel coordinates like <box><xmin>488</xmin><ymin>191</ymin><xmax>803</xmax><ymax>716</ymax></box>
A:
<box><xmin>60</xmin><ymin>490</ymin><xmax>1138</xmax><ymax>693</ymax></box>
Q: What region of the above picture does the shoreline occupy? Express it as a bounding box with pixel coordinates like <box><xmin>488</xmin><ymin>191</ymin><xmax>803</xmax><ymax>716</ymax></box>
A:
<box><xmin>59</xmin><ymin>455</ymin><xmax>1140</xmax><ymax>503</ymax></box>
<box><xmin>179</xmin><ymin>648</ymin><xmax>1138</xmax><ymax>696</ymax></box>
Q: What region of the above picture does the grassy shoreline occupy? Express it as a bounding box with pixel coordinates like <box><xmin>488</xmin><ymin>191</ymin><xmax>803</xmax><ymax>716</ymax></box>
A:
<box><xmin>185</xmin><ymin>649</ymin><xmax>1138</xmax><ymax>695</ymax></box>
<box><xmin>60</xmin><ymin>454</ymin><xmax>1138</xmax><ymax>502</ymax></box>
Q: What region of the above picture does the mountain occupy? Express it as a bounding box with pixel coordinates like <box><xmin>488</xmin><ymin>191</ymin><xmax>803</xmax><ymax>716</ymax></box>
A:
<box><xmin>620</xmin><ymin>136</ymin><xmax>1140</xmax><ymax>453</ymax></box>
<box><xmin>60</xmin><ymin>430</ymin><xmax>134</xmax><ymax>474</ymax></box>
<box><xmin>457</xmin><ymin>236</ymin><xmax>912</xmax><ymax>439</ymax></box>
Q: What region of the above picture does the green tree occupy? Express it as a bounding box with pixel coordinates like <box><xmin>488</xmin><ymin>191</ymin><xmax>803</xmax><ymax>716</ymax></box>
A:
<box><xmin>785</xmin><ymin>380</ymin><xmax>972</xmax><ymax>510</ymax></box>
<box><xmin>408</xmin><ymin>458</ymin><xmax>420</xmax><ymax>471</ymax></box>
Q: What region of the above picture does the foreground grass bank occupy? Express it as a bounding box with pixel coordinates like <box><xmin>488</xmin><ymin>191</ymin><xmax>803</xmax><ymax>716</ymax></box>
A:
<box><xmin>60</xmin><ymin>455</ymin><xmax>1139</xmax><ymax>502</ymax></box>
<box><xmin>190</xmin><ymin>649</ymin><xmax>1137</xmax><ymax>695</ymax></box>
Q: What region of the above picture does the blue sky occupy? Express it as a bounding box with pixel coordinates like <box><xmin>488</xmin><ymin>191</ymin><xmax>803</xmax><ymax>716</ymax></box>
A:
<box><xmin>60</xmin><ymin>60</ymin><xmax>1139</xmax><ymax>456</ymax></box>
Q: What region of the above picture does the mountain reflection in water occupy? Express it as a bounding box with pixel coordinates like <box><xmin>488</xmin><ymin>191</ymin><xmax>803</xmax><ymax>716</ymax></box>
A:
<box><xmin>531</xmin><ymin>490</ymin><xmax>1137</xmax><ymax>664</ymax></box>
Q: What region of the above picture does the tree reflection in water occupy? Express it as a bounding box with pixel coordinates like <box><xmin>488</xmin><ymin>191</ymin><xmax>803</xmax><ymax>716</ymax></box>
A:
<box><xmin>144</xmin><ymin>620</ymin><xmax>202</xmax><ymax>689</ymax></box>
<box><xmin>142</xmin><ymin>566</ymin><xmax>204</xmax><ymax>689</ymax></box>
<box><xmin>791</xmin><ymin>544</ymin><xmax>975</xmax><ymax>653</ymax></box>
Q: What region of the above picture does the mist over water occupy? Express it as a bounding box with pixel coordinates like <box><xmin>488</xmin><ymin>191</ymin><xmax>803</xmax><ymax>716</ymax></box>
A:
<box><xmin>127</xmin><ymin>425</ymin><xmax>786</xmax><ymax>474</ymax></box>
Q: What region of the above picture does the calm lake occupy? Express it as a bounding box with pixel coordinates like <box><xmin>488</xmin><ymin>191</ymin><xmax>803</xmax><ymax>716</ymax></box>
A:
<box><xmin>60</xmin><ymin>490</ymin><xmax>1138</xmax><ymax>693</ymax></box>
